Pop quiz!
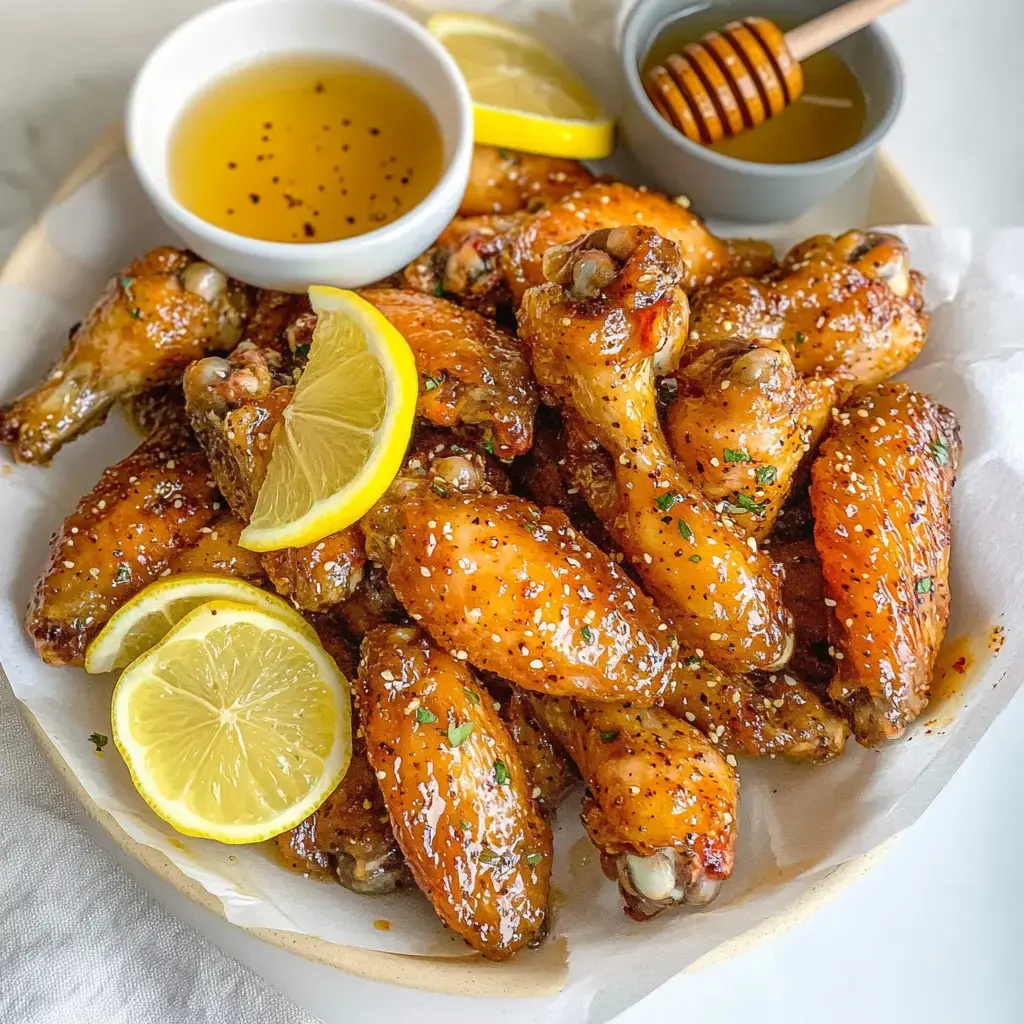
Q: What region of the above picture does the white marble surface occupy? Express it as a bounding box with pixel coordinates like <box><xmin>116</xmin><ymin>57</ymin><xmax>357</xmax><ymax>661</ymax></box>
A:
<box><xmin>2</xmin><ymin>1</ymin><xmax>1024</xmax><ymax>1022</ymax></box>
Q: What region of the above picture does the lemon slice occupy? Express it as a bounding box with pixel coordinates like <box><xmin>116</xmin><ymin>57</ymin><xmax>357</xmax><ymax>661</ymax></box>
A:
<box><xmin>428</xmin><ymin>12</ymin><xmax>614</xmax><ymax>160</ymax></box>
<box><xmin>85</xmin><ymin>573</ymin><xmax>316</xmax><ymax>675</ymax></box>
<box><xmin>112</xmin><ymin>600</ymin><xmax>351</xmax><ymax>843</ymax></box>
<box><xmin>239</xmin><ymin>286</ymin><xmax>417</xmax><ymax>553</ymax></box>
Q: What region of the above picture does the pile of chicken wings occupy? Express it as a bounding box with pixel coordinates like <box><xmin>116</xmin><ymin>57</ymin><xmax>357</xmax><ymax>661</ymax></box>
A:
<box><xmin>2</xmin><ymin>146</ymin><xmax>960</xmax><ymax>960</ymax></box>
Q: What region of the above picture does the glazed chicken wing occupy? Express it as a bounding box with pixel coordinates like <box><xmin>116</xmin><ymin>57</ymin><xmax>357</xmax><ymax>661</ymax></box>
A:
<box><xmin>811</xmin><ymin>383</ymin><xmax>961</xmax><ymax>744</ymax></box>
<box><xmin>1</xmin><ymin>248</ymin><xmax>249</xmax><ymax>464</ymax></box>
<box><xmin>460</xmin><ymin>145</ymin><xmax>594</xmax><ymax>216</ymax></box>
<box><xmin>529</xmin><ymin>695</ymin><xmax>737</xmax><ymax>919</ymax></box>
<box><xmin>365</xmin><ymin>492</ymin><xmax>678</xmax><ymax>703</ymax></box>
<box><xmin>400</xmin><ymin>212</ymin><xmax>520</xmax><ymax>315</ymax></box>
<box><xmin>183</xmin><ymin>345</ymin><xmax>367</xmax><ymax>611</ymax></box>
<box><xmin>519</xmin><ymin>226</ymin><xmax>793</xmax><ymax>672</ymax></box>
<box><xmin>501</xmin><ymin>182</ymin><xmax>775</xmax><ymax>304</ymax></box>
<box><xmin>666</xmin><ymin>339</ymin><xmax>835</xmax><ymax>539</ymax></box>
<box><xmin>660</xmin><ymin>655</ymin><xmax>847</xmax><ymax>763</ymax></box>
<box><xmin>689</xmin><ymin>231</ymin><xmax>928</xmax><ymax>386</ymax></box>
<box><xmin>27</xmin><ymin>421</ymin><xmax>219</xmax><ymax>666</ymax></box>
<box><xmin>359</xmin><ymin>288</ymin><xmax>538</xmax><ymax>458</ymax></box>
<box><xmin>356</xmin><ymin>626</ymin><xmax>551</xmax><ymax>959</ymax></box>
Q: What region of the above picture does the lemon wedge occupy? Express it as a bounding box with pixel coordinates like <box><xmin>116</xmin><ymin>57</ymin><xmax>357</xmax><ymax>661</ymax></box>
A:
<box><xmin>85</xmin><ymin>573</ymin><xmax>316</xmax><ymax>675</ymax></box>
<box><xmin>112</xmin><ymin>600</ymin><xmax>350</xmax><ymax>843</ymax></box>
<box><xmin>239</xmin><ymin>286</ymin><xmax>417</xmax><ymax>553</ymax></box>
<box><xmin>427</xmin><ymin>12</ymin><xmax>614</xmax><ymax>160</ymax></box>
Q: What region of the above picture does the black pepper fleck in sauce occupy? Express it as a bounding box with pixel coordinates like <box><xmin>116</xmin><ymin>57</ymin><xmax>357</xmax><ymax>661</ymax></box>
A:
<box><xmin>169</xmin><ymin>54</ymin><xmax>444</xmax><ymax>243</ymax></box>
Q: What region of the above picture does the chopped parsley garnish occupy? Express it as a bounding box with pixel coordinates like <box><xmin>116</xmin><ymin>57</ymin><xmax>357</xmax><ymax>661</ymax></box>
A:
<box><xmin>525</xmin><ymin>852</ymin><xmax>543</xmax><ymax>867</ymax></box>
<box><xmin>293</xmin><ymin>343</ymin><xmax>311</xmax><ymax>359</ymax></box>
<box><xmin>655</xmin><ymin>492</ymin><xmax>682</xmax><ymax>512</ymax></box>
<box><xmin>722</xmin><ymin>493</ymin><xmax>767</xmax><ymax>517</ymax></box>
<box><xmin>723</xmin><ymin>448</ymin><xmax>751</xmax><ymax>463</ymax></box>
<box><xmin>685</xmin><ymin>654</ymin><xmax>702</xmax><ymax>667</ymax></box>
<box><xmin>447</xmin><ymin>721</ymin><xmax>473</xmax><ymax>747</ymax></box>
<box><xmin>130</xmin><ymin>307</ymin><xmax>143</xmax><ymax>320</ymax></box>
<box><xmin>599</xmin><ymin>730</ymin><xmax>619</xmax><ymax>743</ymax></box>
<box><xmin>482</xmin><ymin>437</ymin><xmax>495</xmax><ymax>456</ymax></box>
<box><xmin>677</xmin><ymin>519</ymin><xmax>693</xmax><ymax>542</ymax></box>
<box><xmin>478</xmin><ymin>847</ymin><xmax>502</xmax><ymax>865</ymax></box>
<box><xmin>794</xmin><ymin>331</ymin><xmax>807</xmax><ymax>345</ymax></box>
<box><xmin>755</xmin><ymin>465</ymin><xmax>778</xmax><ymax>487</ymax></box>
<box><xmin>415</xmin><ymin>707</ymin><xmax>438</xmax><ymax>725</ymax></box>
<box><xmin>463</xmin><ymin>686</ymin><xmax>480</xmax><ymax>704</ymax></box>
<box><xmin>113</xmin><ymin>565</ymin><xmax>132</xmax><ymax>585</ymax></box>
<box><xmin>580</xmin><ymin>625</ymin><xmax>594</xmax><ymax>643</ymax></box>
<box><xmin>493</xmin><ymin>759</ymin><xmax>510</xmax><ymax>785</ymax></box>
<box><xmin>930</xmin><ymin>437</ymin><xmax>950</xmax><ymax>466</ymax></box>
<box><xmin>688</xmin><ymin>554</ymin><xmax>702</xmax><ymax>563</ymax></box>
<box><xmin>433</xmin><ymin>280</ymin><xmax>445</xmax><ymax>297</ymax></box>
<box><xmin>423</xmin><ymin>375</ymin><xmax>442</xmax><ymax>392</ymax></box>
<box><xmin>88</xmin><ymin>732</ymin><xmax>108</xmax><ymax>753</ymax></box>
<box><xmin>430</xmin><ymin>479</ymin><xmax>449</xmax><ymax>497</ymax></box>
<box><xmin>459</xmin><ymin>819</ymin><xmax>472</xmax><ymax>831</ymax></box>
<box><xmin>120</xmin><ymin>276</ymin><xmax>134</xmax><ymax>293</ymax></box>
<box><xmin>916</xmin><ymin>576</ymin><xmax>934</xmax><ymax>594</ymax></box>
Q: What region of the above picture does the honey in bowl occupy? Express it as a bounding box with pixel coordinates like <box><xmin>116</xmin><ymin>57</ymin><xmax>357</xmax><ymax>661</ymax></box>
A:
<box><xmin>642</xmin><ymin>4</ymin><xmax>866</xmax><ymax>165</ymax></box>
<box><xmin>169</xmin><ymin>55</ymin><xmax>445</xmax><ymax>243</ymax></box>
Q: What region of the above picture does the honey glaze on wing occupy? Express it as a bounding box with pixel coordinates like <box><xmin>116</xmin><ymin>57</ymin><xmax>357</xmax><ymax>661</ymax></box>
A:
<box><xmin>170</xmin><ymin>55</ymin><xmax>444</xmax><ymax>243</ymax></box>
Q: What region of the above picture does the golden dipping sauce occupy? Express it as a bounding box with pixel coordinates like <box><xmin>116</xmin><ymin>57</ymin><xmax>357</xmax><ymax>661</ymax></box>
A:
<box><xmin>643</xmin><ymin>4</ymin><xmax>867</xmax><ymax>165</ymax></box>
<box><xmin>169</xmin><ymin>55</ymin><xmax>445</xmax><ymax>243</ymax></box>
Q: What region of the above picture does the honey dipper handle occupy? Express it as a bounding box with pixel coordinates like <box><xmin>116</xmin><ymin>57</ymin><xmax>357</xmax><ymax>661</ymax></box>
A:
<box><xmin>783</xmin><ymin>0</ymin><xmax>907</xmax><ymax>62</ymax></box>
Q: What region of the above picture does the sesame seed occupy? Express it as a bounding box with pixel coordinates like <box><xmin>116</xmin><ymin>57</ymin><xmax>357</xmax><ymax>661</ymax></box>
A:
<box><xmin>684</xmin><ymin>711</ymin><xmax>696</xmax><ymax>722</ymax></box>
<box><xmin>824</xmin><ymin>598</ymin><xmax>837</xmax><ymax>607</ymax></box>
<box><xmin>725</xmin><ymin>754</ymin><xmax>738</xmax><ymax>767</ymax></box>
<box><xmin>529</xmin><ymin>659</ymin><xmax>543</xmax><ymax>669</ymax></box>
<box><xmin>628</xmin><ymin>785</ymin><xmax>640</xmax><ymax>795</ymax></box>
<box><xmin>455</xmin><ymin>650</ymin><xmax>468</xmax><ymax>660</ymax></box>
<box><xmin>709</xmin><ymin>632</ymin><xmax>722</xmax><ymax>641</ymax></box>
<box><xmin>420</xmin><ymin>566</ymin><xmax>432</xmax><ymax>577</ymax></box>
<box><xmin>62</xmin><ymin>560</ymin><xmax>75</xmax><ymax>569</ymax></box>
<box><xmin>380</xmin><ymin>670</ymin><xmax>395</xmax><ymax>682</ymax></box>
<box><xmin>376</xmin><ymin>770</ymin><xmax>387</xmax><ymax>780</ymax></box>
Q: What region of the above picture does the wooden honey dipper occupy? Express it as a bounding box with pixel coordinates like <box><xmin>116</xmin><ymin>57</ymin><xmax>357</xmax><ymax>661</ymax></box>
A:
<box><xmin>644</xmin><ymin>0</ymin><xmax>906</xmax><ymax>144</ymax></box>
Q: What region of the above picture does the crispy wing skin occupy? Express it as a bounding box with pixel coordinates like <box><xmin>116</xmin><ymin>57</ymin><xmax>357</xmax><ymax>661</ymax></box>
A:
<box><xmin>519</xmin><ymin>226</ymin><xmax>793</xmax><ymax>672</ymax></box>
<box><xmin>666</xmin><ymin>339</ymin><xmax>836</xmax><ymax>539</ymax></box>
<box><xmin>460</xmin><ymin>146</ymin><xmax>594</xmax><ymax>216</ymax></box>
<box><xmin>1</xmin><ymin>248</ymin><xmax>249</xmax><ymax>464</ymax></box>
<box><xmin>183</xmin><ymin>346</ymin><xmax>366</xmax><ymax>610</ymax></box>
<box><xmin>504</xmin><ymin>691</ymin><xmax>574</xmax><ymax>817</ymax></box>
<box><xmin>660</xmin><ymin>655</ymin><xmax>847</xmax><ymax>763</ymax></box>
<box><xmin>27</xmin><ymin>423</ymin><xmax>219</xmax><ymax>666</ymax></box>
<box><xmin>689</xmin><ymin>231</ymin><xmax>928</xmax><ymax>386</ymax></box>
<box><xmin>529</xmin><ymin>696</ymin><xmax>737</xmax><ymax>919</ymax></box>
<box><xmin>400</xmin><ymin>213</ymin><xmax>519</xmax><ymax>315</ymax></box>
<box><xmin>500</xmin><ymin>182</ymin><xmax>775</xmax><ymax>304</ymax></box>
<box><xmin>366</xmin><ymin>492</ymin><xmax>678</xmax><ymax>703</ymax></box>
<box><xmin>122</xmin><ymin>386</ymin><xmax>186</xmax><ymax>437</ymax></box>
<box><xmin>167</xmin><ymin>511</ymin><xmax>265</xmax><ymax>581</ymax></box>
<box><xmin>359</xmin><ymin>288</ymin><xmax>538</xmax><ymax>458</ymax></box>
<box><xmin>335</xmin><ymin>563</ymin><xmax>407</xmax><ymax>640</ymax></box>
<box><xmin>811</xmin><ymin>383</ymin><xmax>961</xmax><ymax>745</ymax></box>
<box><xmin>356</xmin><ymin>626</ymin><xmax>551</xmax><ymax>959</ymax></box>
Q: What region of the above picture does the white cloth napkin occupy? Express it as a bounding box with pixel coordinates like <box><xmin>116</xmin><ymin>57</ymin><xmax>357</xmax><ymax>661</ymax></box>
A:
<box><xmin>0</xmin><ymin>676</ymin><xmax>317</xmax><ymax>1024</ymax></box>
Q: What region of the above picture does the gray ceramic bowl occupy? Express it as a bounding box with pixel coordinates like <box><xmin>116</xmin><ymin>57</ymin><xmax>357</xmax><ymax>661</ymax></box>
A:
<box><xmin>619</xmin><ymin>0</ymin><xmax>904</xmax><ymax>222</ymax></box>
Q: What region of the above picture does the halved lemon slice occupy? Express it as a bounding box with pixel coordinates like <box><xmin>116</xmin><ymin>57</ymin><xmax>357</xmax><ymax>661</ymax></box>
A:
<box><xmin>239</xmin><ymin>286</ymin><xmax>417</xmax><ymax>553</ymax></box>
<box><xmin>427</xmin><ymin>12</ymin><xmax>614</xmax><ymax>160</ymax></box>
<box><xmin>85</xmin><ymin>573</ymin><xmax>316</xmax><ymax>675</ymax></box>
<box><xmin>112</xmin><ymin>600</ymin><xmax>350</xmax><ymax>844</ymax></box>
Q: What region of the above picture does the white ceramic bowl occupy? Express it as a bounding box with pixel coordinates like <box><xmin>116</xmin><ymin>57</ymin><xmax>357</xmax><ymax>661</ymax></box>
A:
<box><xmin>126</xmin><ymin>0</ymin><xmax>473</xmax><ymax>291</ymax></box>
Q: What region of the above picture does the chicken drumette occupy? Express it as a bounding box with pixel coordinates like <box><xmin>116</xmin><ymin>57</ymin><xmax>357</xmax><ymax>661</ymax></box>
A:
<box><xmin>811</xmin><ymin>382</ymin><xmax>961</xmax><ymax>744</ymax></box>
<box><xmin>665</xmin><ymin>339</ymin><xmax>836</xmax><ymax>539</ymax></box>
<box><xmin>1</xmin><ymin>248</ymin><xmax>249</xmax><ymax>464</ymax></box>
<box><xmin>529</xmin><ymin>695</ymin><xmax>738</xmax><ymax>919</ymax></box>
<box><xmin>519</xmin><ymin>225</ymin><xmax>793</xmax><ymax>672</ymax></box>
<box><xmin>689</xmin><ymin>231</ymin><xmax>928</xmax><ymax>387</ymax></box>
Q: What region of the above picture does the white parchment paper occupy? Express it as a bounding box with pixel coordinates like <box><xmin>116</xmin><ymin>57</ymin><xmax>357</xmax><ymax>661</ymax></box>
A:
<box><xmin>0</xmin><ymin>2</ymin><xmax>1020</xmax><ymax>1020</ymax></box>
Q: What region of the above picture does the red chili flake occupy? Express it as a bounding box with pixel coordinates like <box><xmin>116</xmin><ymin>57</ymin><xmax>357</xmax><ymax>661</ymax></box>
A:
<box><xmin>951</xmin><ymin>656</ymin><xmax>967</xmax><ymax>674</ymax></box>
